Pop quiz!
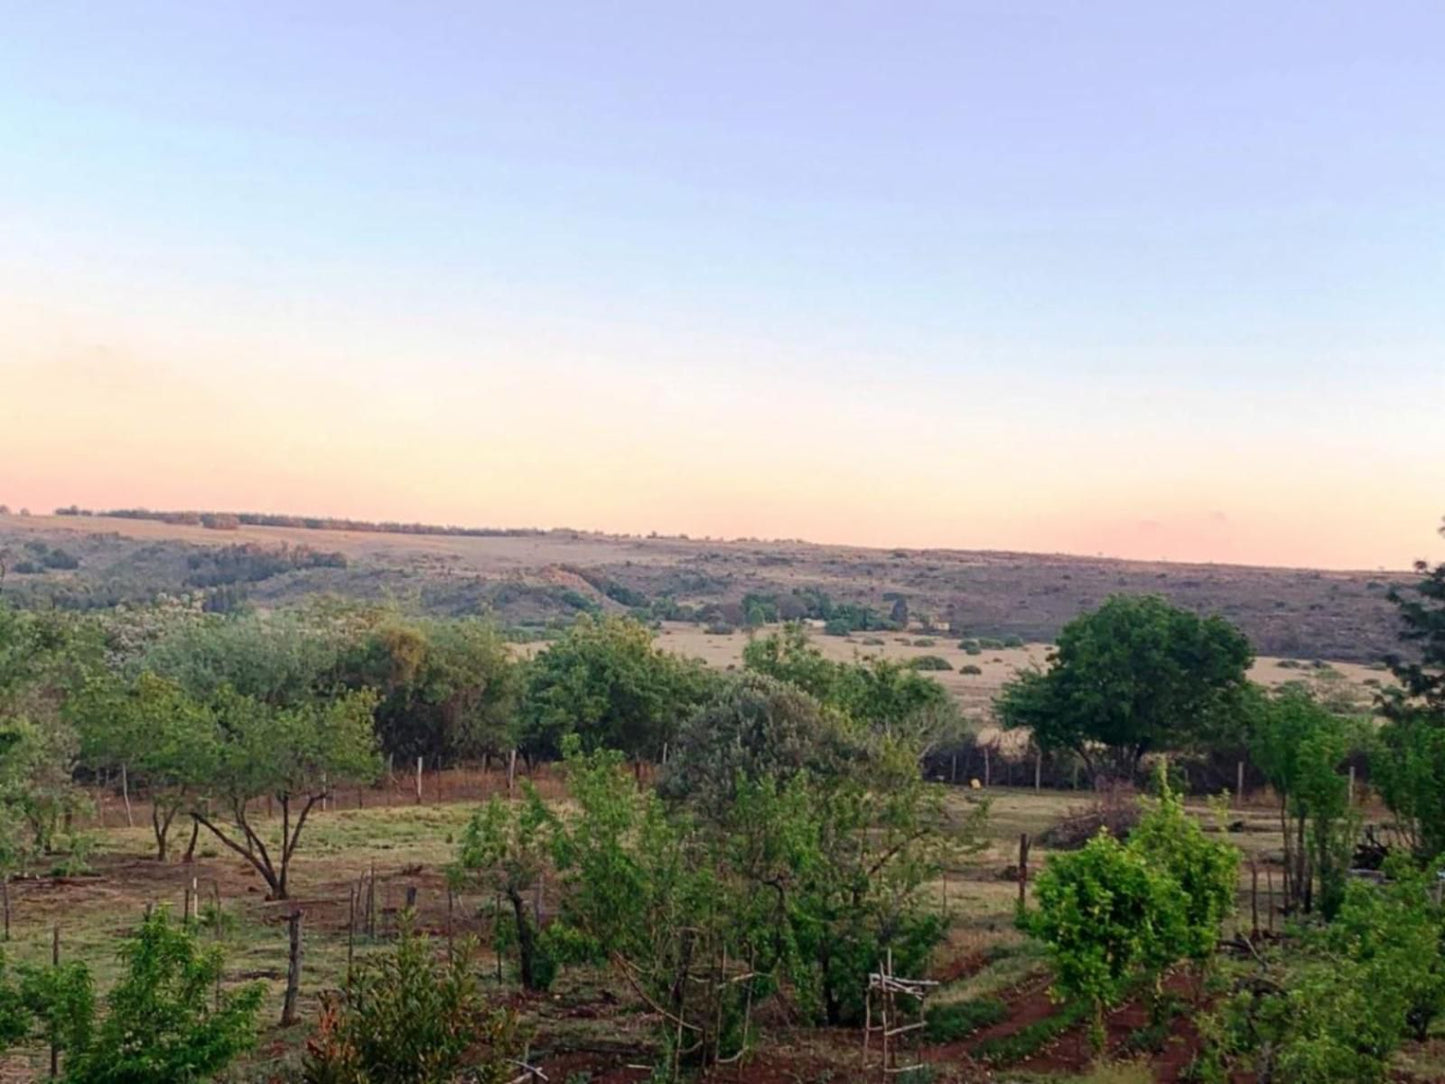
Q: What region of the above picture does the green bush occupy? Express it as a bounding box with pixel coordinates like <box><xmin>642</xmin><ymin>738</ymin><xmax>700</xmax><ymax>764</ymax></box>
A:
<box><xmin>303</xmin><ymin>922</ymin><xmax>521</xmax><ymax>1084</ymax></box>
<box><xmin>1025</xmin><ymin>832</ymin><xmax>1188</xmax><ymax>1051</ymax></box>
<box><xmin>907</xmin><ymin>655</ymin><xmax>953</xmax><ymax>672</ymax></box>
<box><xmin>959</xmin><ymin>664</ymin><xmax>982</xmax><ymax>676</ymax></box>
<box><xmin>912</xmin><ymin>638</ymin><xmax>936</xmax><ymax>647</ymax></box>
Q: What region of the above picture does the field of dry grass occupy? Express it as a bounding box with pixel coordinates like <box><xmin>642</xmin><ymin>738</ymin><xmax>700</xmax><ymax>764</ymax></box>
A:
<box><xmin>0</xmin><ymin>512</ymin><xmax>1414</xmax><ymax>662</ymax></box>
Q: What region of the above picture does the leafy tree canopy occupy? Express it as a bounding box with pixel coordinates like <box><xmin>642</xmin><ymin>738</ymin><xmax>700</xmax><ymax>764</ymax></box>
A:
<box><xmin>997</xmin><ymin>594</ymin><xmax>1253</xmax><ymax>779</ymax></box>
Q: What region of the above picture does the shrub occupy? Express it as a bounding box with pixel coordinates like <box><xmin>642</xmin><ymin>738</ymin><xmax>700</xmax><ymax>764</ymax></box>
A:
<box><xmin>908</xmin><ymin>655</ymin><xmax>953</xmax><ymax>672</ymax></box>
<box><xmin>912</xmin><ymin>638</ymin><xmax>936</xmax><ymax>647</ymax></box>
<box><xmin>1026</xmin><ymin>831</ymin><xmax>1187</xmax><ymax>1051</ymax></box>
<box><xmin>303</xmin><ymin>922</ymin><xmax>521</xmax><ymax>1084</ymax></box>
<box><xmin>62</xmin><ymin>909</ymin><xmax>263</xmax><ymax>1084</ymax></box>
<box><xmin>957</xmin><ymin>639</ymin><xmax>981</xmax><ymax>652</ymax></box>
<box><xmin>959</xmin><ymin>664</ymin><xmax>982</xmax><ymax>676</ymax></box>
<box><xmin>1002</xmin><ymin>635</ymin><xmax>1025</xmax><ymax>648</ymax></box>
<box><xmin>704</xmin><ymin>622</ymin><xmax>736</xmax><ymax>636</ymax></box>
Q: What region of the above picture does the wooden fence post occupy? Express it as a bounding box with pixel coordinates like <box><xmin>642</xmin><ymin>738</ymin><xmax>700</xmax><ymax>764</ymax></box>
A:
<box><xmin>1034</xmin><ymin>749</ymin><xmax>1042</xmax><ymax>792</ymax></box>
<box><xmin>1250</xmin><ymin>861</ymin><xmax>1260</xmax><ymax>939</ymax></box>
<box><xmin>1348</xmin><ymin>764</ymin><xmax>1356</xmax><ymax>806</ymax></box>
<box><xmin>281</xmin><ymin>911</ymin><xmax>303</xmax><ymax>1026</ymax></box>
<box><xmin>1</xmin><ymin>875</ymin><xmax>9</xmax><ymax>942</ymax></box>
<box><xmin>508</xmin><ymin>750</ymin><xmax>517</xmax><ymax>800</ymax></box>
<box><xmin>1236</xmin><ymin>761</ymin><xmax>1245</xmax><ymax>808</ymax></box>
<box><xmin>50</xmin><ymin>925</ymin><xmax>60</xmax><ymax>1078</ymax></box>
<box><xmin>415</xmin><ymin>757</ymin><xmax>424</xmax><ymax>805</ymax></box>
<box><xmin>983</xmin><ymin>745</ymin><xmax>991</xmax><ymax>788</ymax></box>
<box><xmin>121</xmin><ymin>763</ymin><xmax>134</xmax><ymax>828</ymax></box>
<box><xmin>1017</xmin><ymin>834</ymin><xmax>1031</xmax><ymax>912</ymax></box>
<box><xmin>347</xmin><ymin>887</ymin><xmax>356</xmax><ymax>991</ymax></box>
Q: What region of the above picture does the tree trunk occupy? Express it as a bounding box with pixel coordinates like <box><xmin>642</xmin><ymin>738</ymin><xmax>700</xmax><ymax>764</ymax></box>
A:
<box><xmin>183</xmin><ymin>817</ymin><xmax>200</xmax><ymax>863</ymax></box>
<box><xmin>508</xmin><ymin>887</ymin><xmax>540</xmax><ymax>990</ymax></box>
<box><xmin>281</xmin><ymin>911</ymin><xmax>303</xmax><ymax>1026</ymax></box>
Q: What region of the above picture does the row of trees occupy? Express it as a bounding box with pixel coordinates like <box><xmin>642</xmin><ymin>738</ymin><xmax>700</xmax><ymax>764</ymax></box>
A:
<box><xmin>0</xmin><ymin>599</ymin><xmax>963</xmax><ymax>902</ymax></box>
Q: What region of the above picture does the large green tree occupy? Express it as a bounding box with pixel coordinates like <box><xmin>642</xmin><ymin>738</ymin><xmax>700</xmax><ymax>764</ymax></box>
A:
<box><xmin>339</xmin><ymin>617</ymin><xmax>519</xmax><ymax>766</ymax></box>
<box><xmin>519</xmin><ymin>615</ymin><xmax>715</xmax><ymax>765</ymax></box>
<box><xmin>997</xmin><ymin>594</ymin><xmax>1253</xmax><ymax>780</ymax></box>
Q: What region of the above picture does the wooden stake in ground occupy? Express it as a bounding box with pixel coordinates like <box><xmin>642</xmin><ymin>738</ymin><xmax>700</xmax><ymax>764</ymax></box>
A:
<box><xmin>1250</xmin><ymin>861</ymin><xmax>1260</xmax><ymax>939</ymax></box>
<box><xmin>1033</xmin><ymin>748</ymin><xmax>1042</xmax><ymax>791</ymax></box>
<box><xmin>50</xmin><ymin>925</ymin><xmax>60</xmax><ymax>1078</ymax></box>
<box><xmin>281</xmin><ymin>911</ymin><xmax>304</xmax><ymax>1026</ymax></box>
<box><xmin>347</xmin><ymin>886</ymin><xmax>356</xmax><ymax>991</ymax></box>
<box><xmin>1236</xmin><ymin>761</ymin><xmax>1245</xmax><ymax>808</ymax></box>
<box><xmin>2</xmin><ymin>875</ymin><xmax>10</xmax><ymax>942</ymax></box>
<box><xmin>1017</xmin><ymin>833</ymin><xmax>1031</xmax><ymax>912</ymax></box>
<box><xmin>415</xmin><ymin>757</ymin><xmax>424</xmax><ymax>805</ymax></box>
<box><xmin>120</xmin><ymin>762</ymin><xmax>134</xmax><ymax>828</ymax></box>
<box><xmin>983</xmin><ymin>745</ymin><xmax>991</xmax><ymax>787</ymax></box>
<box><xmin>508</xmin><ymin>749</ymin><xmax>517</xmax><ymax>800</ymax></box>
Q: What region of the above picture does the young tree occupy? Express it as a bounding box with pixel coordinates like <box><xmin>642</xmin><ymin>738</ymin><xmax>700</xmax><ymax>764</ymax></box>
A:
<box><xmin>1027</xmin><ymin>830</ymin><xmax>1189</xmax><ymax>1051</ymax></box>
<box><xmin>71</xmin><ymin>673</ymin><xmax>216</xmax><ymax>861</ymax></box>
<box><xmin>63</xmin><ymin>908</ymin><xmax>263</xmax><ymax>1084</ymax></box>
<box><xmin>191</xmin><ymin>688</ymin><xmax>380</xmax><ymax>899</ymax></box>
<box><xmin>1128</xmin><ymin>766</ymin><xmax>1239</xmax><ymax>967</ymax></box>
<box><xmin>454</xmin><ymin>791</ymin><xmax>555</xmax><ymax>990</ymax></box>
<box><xmin>303</xmin><ymin>922</ymin><xmax>521</xmax><ymax>1084</ymax></box>
<box><xmin>1250</xmin><ymin>687</ymin><xmax>1359</xmax><ymax>915</ymax></box>
<box><xmin>997</xmin><ymin>594</ymin><xmax>1253</xmax><ymax>780</ymax></box>
<box><xmin>1375</xmin><ymin>526</ymin><xmax>1445</xmax><ymax>858</ymax></box>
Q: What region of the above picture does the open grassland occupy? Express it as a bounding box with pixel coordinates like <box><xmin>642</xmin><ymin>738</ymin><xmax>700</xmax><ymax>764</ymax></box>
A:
<box><xmin>0</xmin><ymin>512</ymin><xmax>1412</xmax><ymax>662</ymax></box>
<box><xmin>4</xmin><ymin>772</ymin><xmax>1440</xmax><ymax>1083</ymax></box>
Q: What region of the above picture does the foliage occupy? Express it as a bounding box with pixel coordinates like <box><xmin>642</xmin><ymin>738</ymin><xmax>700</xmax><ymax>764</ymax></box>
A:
<box><xmin>743</xmin><ymin>624</ymin><xmax>957</xmax><ymax>749</ymax></box>
<box><xmin>923</xmin><ymin>996</ymin><xmax>1007</xmax><ymax>1041</ymax></box>
<box><xmin>191</xmin><ymin>687</ymin><xmax>380</xmax><ymax>898</ymax></box>
<box><xmin>997</xmin><ymin>595</ymin><xmax>1252</xmax><ymax>780</ymax></box>
<box><xmin>1376</xmin><ymin>534</ymin><xmax>1445</xmax><ymax>858</ymax></box>
<box><xmin>338</xmin><ymin>617</ymin><xmax>519</xmax><ymax>765</ymax></box>
<box><xmin>1026</xmin><ymin>830</ymin><xmax>1189</xmax><ymax>1050</ymax></box>
<box><xmin>70</xmin><ymin>672</ymin><xmax>215</xmax><ymax>860</ymax></box>
<box><xmin>0</xmin><ymin>603</ymin><xmax>97</xmax><ymax>867</ymax></box>
<box><xmin>656</xmin><ymin>672</ymin><xmax>844</xmax><ymax>815</ymax></box>
<box><xmin>144</xmin><ymin>612</ymin><xmax>344</xmax><ymax>709</ymax></box>
<box><xmin>1247</xmin><ymin>686</ymin><xmax>1360</xmax><ymax>916</ymax></box>
<box><xmin>302</xmin><ymin>923</ymin><xmax>521</xmax><ymax>1084</ymax></box>
<box><xmin>56</xmin><ymin>909</ymin><xmax>262</xmax><ymax>1084</ymax></box>
<box><xmin>1128</xmin><ymin>768</ymin><xmax>1239</xmax><ymax>962</ymax></box>
<box><xmin>11</xmin><ymin>955</ymin><xmax>95</xmax><ymax>1069</ymax></box>
<box><xmin>907</xmin><ymin>654</ymin><xmax>952</xmax><ymax>671</ymax></box>
<box><xmin>1203</xmin><ymin>860</ymin><xmax>1445</xmax><ymax>1083</ymax></box>
<box><xmin>454</xmin><ymin>789</ymin><xmax>556</xmax><ymax>990</ymax></box>
<box><xmin>519</xmin><ymin>616</ymin><xmax>716</xmax><ymax>764</ymax></box>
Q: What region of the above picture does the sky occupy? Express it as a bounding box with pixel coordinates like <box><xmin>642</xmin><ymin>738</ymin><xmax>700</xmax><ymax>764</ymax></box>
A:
<box><xmin>1</xmin><ymin>2</ymin><xmax>1442</xmax><ymax>571</ymax></box>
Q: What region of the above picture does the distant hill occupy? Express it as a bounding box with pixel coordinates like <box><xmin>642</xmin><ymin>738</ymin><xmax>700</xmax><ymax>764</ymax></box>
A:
<box><xmin>0</xmin><ymin>511</ymin><xmax>1413</xmax><ymax>662</ymax></box>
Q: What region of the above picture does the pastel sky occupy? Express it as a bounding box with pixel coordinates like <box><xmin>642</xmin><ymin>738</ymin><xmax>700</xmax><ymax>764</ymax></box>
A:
<box><xmin>2</xmin><ymin>2</ymin><xmax>1442</xmax><ymax>570</ymax></box>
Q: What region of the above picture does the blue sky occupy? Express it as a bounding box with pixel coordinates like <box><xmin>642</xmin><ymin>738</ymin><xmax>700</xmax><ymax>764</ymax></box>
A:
<box><xmin>2</xmin><ymin>2</ymin><xmax>1442</xmax><ymax>568</ymax></box>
